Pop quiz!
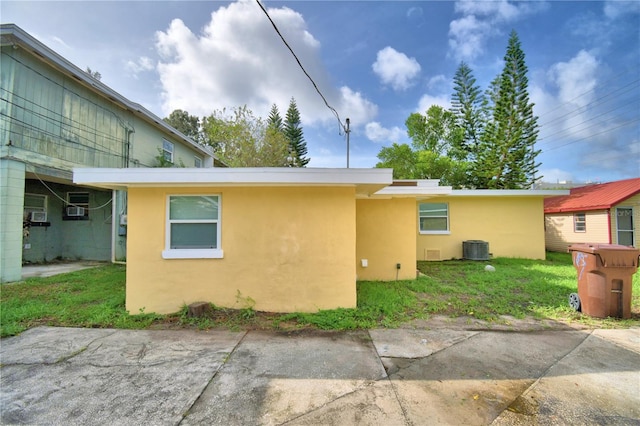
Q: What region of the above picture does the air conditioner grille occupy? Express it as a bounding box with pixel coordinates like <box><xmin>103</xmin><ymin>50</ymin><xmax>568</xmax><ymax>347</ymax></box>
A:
<box><xmin>463</xmin><ymin>240</ymin><xmax>490</xmax><ymax>261</ymax></box>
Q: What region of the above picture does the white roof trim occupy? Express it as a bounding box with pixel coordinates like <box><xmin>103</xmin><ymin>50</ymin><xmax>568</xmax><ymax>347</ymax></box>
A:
<box><xmin>449</xmin><ymin>189</ymin><xmax>570</xmax><ymax>197</ymax></box>
<box><xmin>73</xmin><ymin>167</ymin><xmax>393</xmax><ymax>191</ymax></box>
<box><xmin>372</xmin><ymin>185</ymin><xmax>453</xmax><ymax>198</ymax></box>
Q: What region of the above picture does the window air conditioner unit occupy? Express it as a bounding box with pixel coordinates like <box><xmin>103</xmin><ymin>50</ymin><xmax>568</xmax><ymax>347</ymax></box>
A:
<box><xmin>31</xmin><ymin>211</ymin><xmax>48</xmax><ymax>222</ymax></box>
<box><xmin>66</xmin><ymin>206</ymin><xmax>85</xmax><ymax>217</ymax></box>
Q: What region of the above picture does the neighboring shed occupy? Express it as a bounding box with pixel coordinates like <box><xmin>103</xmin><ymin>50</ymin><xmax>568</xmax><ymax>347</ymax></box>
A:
<box><xmin>544</xmin><ymin>178</ymin><xmax>640</xmax><ymax>252</ymax></box>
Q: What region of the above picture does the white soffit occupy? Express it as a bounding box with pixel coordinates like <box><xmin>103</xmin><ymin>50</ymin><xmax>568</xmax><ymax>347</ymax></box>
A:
<box><xmin>73</xmin><ymin>167</ymin><xmax>393</xmax><ymax>195</ymax></box>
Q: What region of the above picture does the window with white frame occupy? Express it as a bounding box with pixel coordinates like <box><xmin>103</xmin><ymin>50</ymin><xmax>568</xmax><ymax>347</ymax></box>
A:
<box><xmin>24</xmin><ymin>193</ymin><xmax>48</xmax><ymax>222</ymax></box>
<box><xmin>194</xmin><ymin>156</ymin><xmax>202</xmax><ymax>168</ymax></box>
<box><xmin>162</xmin><ymin>195</ymin><xmax>223</xmax><ymax>259</ymax></box>
<box><xmin>419</xmin><ymin>203</ymin><xmax>449</xmax><ymax>233</ymax></box>
<box><xmin>66</xmin><ymin>192</ymin><xmax>89</xmax><ymax>218</ymax></box>
<box><xmin>573</xmin><ymin>213</ymin><xmax>586</xmax><ymax>232</ymax></box>
<box><xmin>162</xmin><ymin>139</ymin><xmax>174</xmax><ymax>163</ymax></box>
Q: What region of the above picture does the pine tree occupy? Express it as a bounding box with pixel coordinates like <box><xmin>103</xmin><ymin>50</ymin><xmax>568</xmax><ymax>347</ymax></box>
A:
<box><xmin>283</xmin><ymin>98</ymin><xmax>309</xmax><ymax>167</ymax></box>
<box><xmin>451</xmin><ymin>62</ymin><xmax>485</xmax><ymax>162</ymax></box>
<box><xmin>267</xmin><ymin>104</ymin><xmax>283</xmax><ymax>132</ymax></box>
<box><xmin>476</xmin><ymin>31</ymin><xmax>540</xmax><ymax>189</ymax></box>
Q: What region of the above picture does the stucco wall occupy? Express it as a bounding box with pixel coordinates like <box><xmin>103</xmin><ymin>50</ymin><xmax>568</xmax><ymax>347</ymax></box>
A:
<box><xmin>545</xmin><ymin>210</ymin><xmax>609</xmax><ymax>252</ymax></box>
<box><xmin>417</xmin><ymin>196</ymin><xmax>546</xmax><ymax>260</ymax></box>
<box><xmin>356</xmin><ymin>198</ymin><xmax>416</xmax><ymax>281</ymax></box>
<box><xmin>126</xmin><ymin>186</ymin><xmax>357</xmax><ymax>314</ymax></box>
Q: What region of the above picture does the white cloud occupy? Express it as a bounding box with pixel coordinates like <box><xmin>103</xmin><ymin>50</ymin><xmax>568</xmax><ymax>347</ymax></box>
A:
<box><xmin>427</xmin><ymin>74</ymin><xmax>448</xmax><ymax>91</ymax></box>
<box><xmin>549</xmin><ymin>50</ymin><xmax>598</xmax><ymax>106</ymax></box>
<box><xmin>125</xmin><ymin>56</ymin><xmax>155</xmax><ymax>76</ymax></box>
<box><xmin>448</xmin><ymin>0</ymin><xmax>547</xmax><ymax>61</ymax></box>
<box><xmin>417</xmin><ymin>94</ymin><xmax>450</xmax><ymax>113</ymax></box>
<box><xmin>604</xmin><ymin>0</ymin><xmax>640</xmax><ymax>20</ymax></box>
<box><xmin>51</xmin><ymin>36</ymin><xmax>71</xmax><ymax>50</ymax></box>
<box><xmin>535</xmin><ymin>50</ymin><xmax>599</xmax><ymax>141</ymax></box>
<box><xmin>538</xmin><ymin>168</ymin><xmax>575</xmax><ymax>183</ymax></box>
<box><xmin>364</xmin><ymin>122</ymin><xmax>405</xmax><ymax>143</ymax></box>
<box><xmin>154</xmin><ymin>1</ymin><xmax>377</xmax><ymax>128</ymax></box>
<box><xmin>337</xmin><ymin>86</ymin><xmax>378</xmax><ymax>127</ymax></box>
<box><xmin>372</xmin><ymin>46</ymin><xmax>421</xmax><ymax>91</ymax></box>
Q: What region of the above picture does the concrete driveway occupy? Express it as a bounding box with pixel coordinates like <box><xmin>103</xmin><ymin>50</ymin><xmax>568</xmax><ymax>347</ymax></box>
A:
<box><xmin>1</xmin><ymin>326</ymin><xmax>638</xmax><ymax>425</ymax></box>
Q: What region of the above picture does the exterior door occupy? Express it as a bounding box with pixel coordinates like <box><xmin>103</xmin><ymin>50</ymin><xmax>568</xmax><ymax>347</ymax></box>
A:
<box><xmin>616</xmin><ymin>207</ymin><xmax>635</xmax><ymax>246</ymax></box>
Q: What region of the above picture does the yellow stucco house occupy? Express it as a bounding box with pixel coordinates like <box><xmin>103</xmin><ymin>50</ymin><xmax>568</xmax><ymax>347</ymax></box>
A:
<box><xmin>74</xmin><ymin>167</ymin><xmax>565</xmax><ymax>315</ymax></box>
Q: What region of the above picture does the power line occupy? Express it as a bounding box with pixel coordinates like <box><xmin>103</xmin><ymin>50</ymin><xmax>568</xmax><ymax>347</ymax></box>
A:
<box><xmin>537</xmin><ymin>68</ymin><xmax>635</xmax><ymax>120</ymax></box>
<box><xmin>541</xmin><ymin>117</ymin><xmax>640</xmax><ymax>153</ymax></box>
<box><xmin>255</xmin><ymin>0</ymin><xmax>346</xmax><ymax>134</ymax></box>
<box><xmin>538</xmin><ymin>97</ymin><xmax>639</xmax><ymax>145</ymax></box>
<box><xmin>538</xmin><ymin>77</ymin><xmax>639</xmax><ymax>129</ymax></box>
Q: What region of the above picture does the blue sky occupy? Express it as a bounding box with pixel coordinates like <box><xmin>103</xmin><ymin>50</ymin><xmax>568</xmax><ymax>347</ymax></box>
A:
<box><xmin>2</xmin><ymin>0</ymin><xmax>639</xmax><ymax>183</ymax></box>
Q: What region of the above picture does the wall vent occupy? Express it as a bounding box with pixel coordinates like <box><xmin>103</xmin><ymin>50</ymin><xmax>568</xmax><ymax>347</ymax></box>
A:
<box><xmin>463</xmin><ymin>240</ymin><xmax>490</xmax><ymax>261</ymax></box>
<box><xmin>425</xmin><ymin>249</ymin><xmax>441</xmax><ymax>261</ymax></box>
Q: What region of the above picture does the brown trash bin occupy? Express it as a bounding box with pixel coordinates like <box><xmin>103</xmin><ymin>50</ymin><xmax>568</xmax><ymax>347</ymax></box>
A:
<box><xmin>568</xmin><ymin>243</ymin><xmax>639</xmax><ymax>319</ymax></box>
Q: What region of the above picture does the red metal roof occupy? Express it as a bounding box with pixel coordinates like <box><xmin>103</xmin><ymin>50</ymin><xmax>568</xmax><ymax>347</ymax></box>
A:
<box><xmin>544</xmin><ymin>178</ymin><xmax>640</xmax><ymax>214</ymax></box>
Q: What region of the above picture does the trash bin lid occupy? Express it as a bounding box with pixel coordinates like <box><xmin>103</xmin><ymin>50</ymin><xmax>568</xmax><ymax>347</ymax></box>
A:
<box><xmin>569</xmin><ymin>243</ymin><xmax>639</xmax><ymax>267</ymax></box>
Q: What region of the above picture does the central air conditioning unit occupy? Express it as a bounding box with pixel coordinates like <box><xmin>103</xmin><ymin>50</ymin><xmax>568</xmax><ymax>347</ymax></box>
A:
<box><xmin>463</xmin><ymin>240</ymin><xmax>490</xmax><ymax>261</ymax></box>
<box><xmin>31</xmin><ymin>211</ymin><xmax>48</xmax><ymax>222</ymax></box>
<box><xmin>66</xmin><ymin>206</ymin><xmax>85</xmax><ymax>217</ymax></box>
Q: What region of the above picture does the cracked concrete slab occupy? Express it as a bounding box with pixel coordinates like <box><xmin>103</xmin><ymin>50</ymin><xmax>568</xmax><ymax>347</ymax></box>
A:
<box><xmin>369</xmin><ymin>328</ymin><xmax>479</xmax><ymax>358</ymax></box>
<box><xmin>492</xmin><ymin>330</ymin><xmax>640</xmax><ymax>425</ymax></box>
<box><xmin>181</xmin><ymin>329</ymin><xmax>387</xmax><ymax>425</ymax></box>
<box><xmin>0</xmin><ymin>327</ymin><xmax>117</xmax><ymax>364</ymax></box>
<box><xmin>1</xmin><ymin>326</ymin><xmax>638</xmax><ymax>425</ymax></box>
<box><xmin>385</xmin><ymin>330</ymin><xmax>590</xmax><ymax>425</ymax></box>
<box><xmin>1</xmin><ymin>327</ymin><xmax>244</xmax><ymax>425</ymax></box>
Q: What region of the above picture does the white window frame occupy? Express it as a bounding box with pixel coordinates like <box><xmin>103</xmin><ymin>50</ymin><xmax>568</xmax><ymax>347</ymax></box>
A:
<box><xmin>194</xmin><ymin>156</ymin><xmax>202</xmax><ymax>168</ymax></box>
<box><xmin>162</xmin><ymin>139</ymin><xmax>174</xmax><ymax>163</ymax></box>
<box><xmin>616</xmin><ymin>207</ymin><xmax>635</xmax><ymax>246</ymax></box>
<box><xmin>419</xmin><ymin>202</ymin><xmax>450</xmax><ymax>235</ymax></box>
<box><xmin>573</xmin><ymin>213</ymin><xmax>586</xmax><ymax>232</ymax></box>
<box><xmin>162</xmin><ymin>194</ymin><xmax>223</xmax><ymax>259</ymax></box>
<box><xmin>24</xmin><ymin>193</ymin><xmax>47</xmax><ymax>220</ymax></box>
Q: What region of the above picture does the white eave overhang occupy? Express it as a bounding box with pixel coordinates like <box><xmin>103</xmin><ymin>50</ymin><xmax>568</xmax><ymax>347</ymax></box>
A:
<box><xmin>73</xmin><ymin>167</ymin><xmax>394</xmax><ymax>197</ymax></box>
<box><xmin>449</xmin><ymin>189</ymin><xmax>570</xmax><ymax>197</ymax></box>
<box><xmin>371</xmin><ymin>186</ymin><xmax>453</xmax><ymax>199</ymax></box>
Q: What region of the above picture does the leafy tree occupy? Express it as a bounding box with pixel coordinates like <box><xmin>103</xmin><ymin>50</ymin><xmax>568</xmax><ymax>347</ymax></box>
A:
<box><xmin>202</xmin><ymin>106</ymin><xmax>289</xmax><ymax>167</ymax></box>
<box><xmin>376</xmin><ymin>106</ymin><xmax>469</xmax><ymax>188</ymax></box>
<box><xmin>283</xmin><ymin>98</ymin><xmax>309</xmax><ymax>167</ymax></box>
<box><xmin>451</xmin><ymin>62</ymin><xmax>485</xmax><ymax>160</ymax></box>
<box><xmin>476</xmin><ymin>31</ymin><xmax>541</xmax><ymax>189</ymax></box>
<box><xmin>407</xmin><ymin>106</ymin><xmax>465</xmax><ymax>160</ymax></box>
<box><xmin>375</xmin><ymin>143</ymin><xmax>417</xmax><ymax>179</ymax></box>
<box><xmin>163</xmin><ymin>109</ymin><xmax>203</xmax><ymax>144</ymax></box>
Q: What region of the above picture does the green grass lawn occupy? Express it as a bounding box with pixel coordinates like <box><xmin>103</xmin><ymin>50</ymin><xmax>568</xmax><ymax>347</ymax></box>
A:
<box><xmin>2</xmin><ymin>252</ymin><xmax>638</xmax><ymax>337</ymax></box>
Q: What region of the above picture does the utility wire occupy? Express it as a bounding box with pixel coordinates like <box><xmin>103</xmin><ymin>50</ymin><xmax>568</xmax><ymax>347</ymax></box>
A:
<box><xmin>541</xmin><ymin>117</ymin><xmax>640</xmax><ymax>153</ymax></box>
<box><xmin>537</xmin><ymin>68</ymin><xmax>635</xmax><ymax>120</ymax></box>
<box><xmin>255</xmin><ymin>0</ymin><xmax>346</xmax><ymax>133</ymax></box>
